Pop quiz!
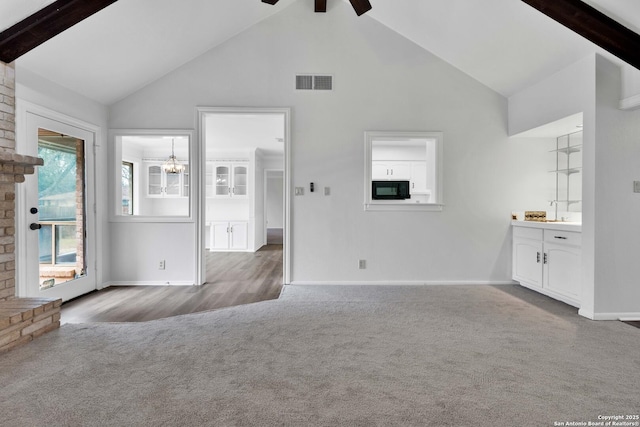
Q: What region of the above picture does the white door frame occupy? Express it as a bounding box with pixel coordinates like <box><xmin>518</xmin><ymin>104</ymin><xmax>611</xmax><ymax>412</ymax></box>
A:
<box><xmin>195</xmin><ymin>107</ymin><xmax>291</xmax><ymax>286</ymax></box>
<box><xmin>15</xmin><ymin>100</ymin><xmax>100</xmax><ymax>301</ymax></box>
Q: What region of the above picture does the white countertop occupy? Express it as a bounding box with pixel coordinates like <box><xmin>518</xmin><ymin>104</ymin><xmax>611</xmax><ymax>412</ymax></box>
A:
<box><xmin>511</xmin><ymin>220</ymin><xmax>581</xmax><ymax>232</ymax></box>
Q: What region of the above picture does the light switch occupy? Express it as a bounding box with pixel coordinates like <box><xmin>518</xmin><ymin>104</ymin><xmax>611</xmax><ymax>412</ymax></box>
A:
<box><xmin>635</xmin><ymin>181</ymin><xmax>640</xmax><ymax>193</ymax></box>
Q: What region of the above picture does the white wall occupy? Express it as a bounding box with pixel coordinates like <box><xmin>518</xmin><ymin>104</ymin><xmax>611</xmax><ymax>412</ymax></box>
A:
<box><xmin>108</xmin><ymin>0</ymin><xmax>548</xmax><ymax>285</ymax></box>
<box><xmin>508</xmin><ymin>56</ymin><xmax>594</xmax><ymax>136</ymax></box>
<box><xmin>620</xmin><ymin>65</ymin><xmax>640</xmax><ymax>110</ymax></box>
<box><xmin>266</xmin><ymin>173</ymin><xmax>284</xmax><ymax>229</ymax></box>
<box><xmin>15</xmin><ymin>67</ymin><xmax>111</xmax><ymax>287</ymax></box>
<box><xmin>593</xmin><ymin>56</ymin><xmax>640</xmax><ymax>318</ymax></box>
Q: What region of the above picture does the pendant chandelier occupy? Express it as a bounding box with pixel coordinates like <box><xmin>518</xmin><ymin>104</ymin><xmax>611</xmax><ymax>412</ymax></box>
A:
<box><xmin>162</xmin><ymin>138</ymin><xmax>185</xmax><ymax>174</ymax></box>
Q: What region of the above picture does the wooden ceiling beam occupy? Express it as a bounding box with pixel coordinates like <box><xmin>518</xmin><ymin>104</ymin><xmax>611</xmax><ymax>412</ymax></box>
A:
<box><xmin>521</xmin><ymin>0</ymin><xmax>640</xmax><ymax>70</ymax></box>
<box><xmin>315</xmin><ymin>0</ymin><xmax>327</xmax><ymax>13</ymax></box>
<box><xmin>348</xmin><ymin>0</ymin><xmax>372</xmax><ymax>16</ymax></box>
<box><xmin>262</xmin><ymin>0</ymin><xmax>280</xmax><ymax>5</ymax></box>
<box><xmin>0</xmin><ymin>0</ymin><xmax>118</xmax><ymax>63</ymax></box>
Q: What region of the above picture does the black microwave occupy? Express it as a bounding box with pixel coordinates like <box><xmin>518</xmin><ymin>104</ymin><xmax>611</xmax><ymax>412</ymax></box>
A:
<box><xmin>372</xmin><ymin>180</ymin><xmax>411</xmax><ymax>200</ymax></box>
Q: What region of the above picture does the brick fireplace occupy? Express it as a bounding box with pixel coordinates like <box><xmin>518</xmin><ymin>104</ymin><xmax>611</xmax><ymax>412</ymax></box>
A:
<box><xmin>0</xmin><ymin>61</ymin><xmax>62</xmax><ymax>352</ymax></box>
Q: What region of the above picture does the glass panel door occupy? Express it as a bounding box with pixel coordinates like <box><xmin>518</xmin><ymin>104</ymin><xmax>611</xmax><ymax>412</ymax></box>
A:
<box><xmin>147</xmin><ymin>165</ymin><xmax>162</xmax><ymax>196</ymax></box>
<box><xmin>233</xmin><ymin>166</ymin><xmax>247</xmax><ymax>196</ymax></box>
<box><xmin>165</xmin><ymin>172</ymin><xmax>181</xmax><ymax>196</ymax></box>
<box><xmin>216</xmin><ymin>165</ymin><xmax>230</xmax><ymax>196</ymax></box>
<box><xmin>36</xmin><ymin>128</ymin><xmax>86</xmax><ymax>289</ymax></box>
<box><xmin>22</xmin><ymin>112</ymin><xmax>96</xmax><ymax>302</ymax></box>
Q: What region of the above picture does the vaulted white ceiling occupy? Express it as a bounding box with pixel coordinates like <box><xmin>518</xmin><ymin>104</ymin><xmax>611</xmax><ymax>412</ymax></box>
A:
<box><xmin>3</xmin><ymin>0</ymin><xmax>640</xmax><ymax>105</ymax></box>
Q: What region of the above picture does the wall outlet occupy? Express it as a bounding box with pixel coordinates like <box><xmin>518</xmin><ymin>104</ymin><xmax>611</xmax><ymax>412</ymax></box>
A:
<box><xmin>159</xmin><ymin>260</ymin><xmax>165</xmax><ymax>270</ymax></box>
<box><xmin>634</xmin><ymin>181</ymin><xmax>640</xmax><ymax>193</ymax></box>
<box><xmin>358</xmin><ymin>259</ymin><xmax>366</xmax><ymax>269</ymax></box>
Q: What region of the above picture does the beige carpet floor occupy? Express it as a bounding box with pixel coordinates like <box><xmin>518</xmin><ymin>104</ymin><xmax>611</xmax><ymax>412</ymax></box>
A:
<box><xmin>0</xmin><ymin>284</ymin><xmax>638</xmax><ymax>426</ymax></box>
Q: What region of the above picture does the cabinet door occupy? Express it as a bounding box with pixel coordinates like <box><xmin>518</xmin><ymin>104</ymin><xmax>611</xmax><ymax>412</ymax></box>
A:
<box><xmin>372</xmin><ymin>162</ymin><xmax>391</xmax><ymax>180</ymax></box>
<box><xmin>229</xmin><ymin>222</ymin><xmax>248</xmax><ymax>250</ymax></box>
<box><xmin>147</xmin><ymin>164</ymin><xmax>163</xmax><ymax>197</ymax></box>
<box><xmin>215</xmin><ymin>165</ymin><xmax>230</xmax><ymax>197</ymax></box>
<box><xmin>389</xmin><ymin>162</ymin><xmax>411</xmax><ymax>179</ymax></box>
<box><xmin>410</xmin><ymin>161</ymin><xmax>428</xmax><ymax>194</ymax></box>
<box><xmin>211</xmin><ymin>222</ymin><xmax>230</xmax><ymax>250</ymax></box>
<box><xmin>182</xmin><ymin>165</ymin><xmax>189</xmax><ymax>198</ymax></box>
<box><xmin>232</xmin><ymin>165</ymin><xmax>248</xmax><ymax>197</ymax></box>
<box><xmin>512</xmin><ymin>237</ymin><xmax>543</xmax><ymax>288</ymax></box>
<box><xmin>544</xmin><ymin>242</ymin><xmax>581</xmax><ymax>299</ymax></box>
<box><xmin>164</xmin><ymin>171</ymin><xmax>181</xmax><ymax>197</ymax></box>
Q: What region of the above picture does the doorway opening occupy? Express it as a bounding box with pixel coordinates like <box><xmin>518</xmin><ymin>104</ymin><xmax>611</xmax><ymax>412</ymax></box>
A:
<box><xmin>197</xmin><ymin>107</ymin><xmax>290</xmax><ymax>288</ymax></box>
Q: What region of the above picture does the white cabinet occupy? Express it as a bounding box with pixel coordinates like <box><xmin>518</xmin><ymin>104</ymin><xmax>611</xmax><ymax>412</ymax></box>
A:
<box><xmin>372</xmin><ymin>160</ymin><xmax>428</xmax><ymax>196</ymax></box>
<box><xmin>409</xmin><ymin>161</ymin><xmax>428</xmax><ymax>194</ymax></box>
<box><xmin>512</xmin><ymin>225</ymin><xmax>581</xmax><ymax>307</ymax></box>
<box><xmin>146</xmin><ymin>163</ymin><xmax>188</xmax><ymax>198</ymax></box>
<box><xmin>513</xmin><ymin>227</ymin><xmax>544</xmax><ymax>288</ymax></box>
<box><xmin>372</xmin><ymin>162</ymin><xmax>411</xmax><ymax>180</ymax></box>
<box><xmin>209</xmin><ymin>162</ymin><xmax>249</xmax><ymax>198</ymax></box>
<box><xmin>210</xmin><ymin>221</ymin><xmax>248</xmax><ymax>251</ymax></box>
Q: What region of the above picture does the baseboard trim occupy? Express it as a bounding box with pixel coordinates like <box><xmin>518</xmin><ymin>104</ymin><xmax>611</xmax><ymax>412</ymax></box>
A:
<box><xmin>596</xmin><ymin>313</ymin><xmax>640</xmax><ymax>321</ymax></box>
<box><xmin>578</xmin><ymin>308</ymin><xmax>640</xmax><ymax>321</ymax></box>
<box><xmin>288</xmin><ymin>281</ymin><xmax>517</xmax><ymax>286</ymax></box>
<box><xmin>107</xmin><ymin>281</ymin><xmax>195</xmax><ymax>287</ymax></box>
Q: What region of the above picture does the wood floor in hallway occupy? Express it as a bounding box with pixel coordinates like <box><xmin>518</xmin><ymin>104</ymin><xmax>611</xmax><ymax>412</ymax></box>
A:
<box><xmin>61</xmin><ymin>245</ymin><xmax>283</xmax><ymax>323</ymax></box>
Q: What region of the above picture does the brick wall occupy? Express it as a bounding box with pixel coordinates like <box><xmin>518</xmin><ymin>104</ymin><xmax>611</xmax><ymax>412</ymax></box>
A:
<box><xmin>0</xmin><ymin>62</ymin><xmax>15</xmax><ymax>151</ymax></box>
<box><xmin>0</xmin><ymin>61</ymin><xmax>59</xmax><ymax>352</ymax></box>
<box><xmin>0</xmin><ymin>61</ymin><xmax>16</xmax><ymax>300</ymax></box>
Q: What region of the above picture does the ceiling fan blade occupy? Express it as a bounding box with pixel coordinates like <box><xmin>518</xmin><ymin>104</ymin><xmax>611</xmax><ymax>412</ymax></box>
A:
<box><xmin>262</xmin><ymin>0</ymin><xmax>279</xmax><ymax>4</ymax></box>
<box><xmin>315</xmin><ymin>0</ymin><xmax>327</xmax><ymax>13</ymax></box>
<box><xmin>348</xmin><ymin>0</ymin><xmax>372</xmax><ymax>16</ymax></box>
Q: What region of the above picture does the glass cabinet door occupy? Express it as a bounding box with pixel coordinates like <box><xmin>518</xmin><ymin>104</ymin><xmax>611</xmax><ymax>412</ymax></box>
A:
<box><xmin>216</xmin><ymin>166</ymin><xmax>230</xmax><ymax>196</ymax></box>
<box><xmin>148</xmin><ymin>165</ymin><xmax>163</xmax><ymax>196</ymax></box>
<box><xmin>182</xmin><ymin>165</ymin><xmax>189</xmax><ymax>198</ymax></box>
<box><xmin>233</xmin><ymin>166</ymin><xmax>248</xmax><ymax>196</ymax></box>
<box><xmin>165</xmin><ymin>172</ymin><xmax>181</xmax><ymax>196</ymax></box>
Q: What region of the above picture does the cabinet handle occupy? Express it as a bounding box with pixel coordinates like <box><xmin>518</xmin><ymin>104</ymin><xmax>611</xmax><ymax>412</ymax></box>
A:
<box><xmin>536</xmin><ymin>252</ymin><xmax>541</xmax><ymax>263</ymax></box>
<box><xmin>543</xmin><ymin>253</ymin><xmax>548</xmax><ymax>264</ymax></box>
<box><xmin>230</xmin><ymin>226</ymin><xmax>233</xmax><ymax>233</ymax></box>
<box><xmin>554</xmin><ymin>236</ymin><xmax>568</xmax><ymax>240</ymax></box>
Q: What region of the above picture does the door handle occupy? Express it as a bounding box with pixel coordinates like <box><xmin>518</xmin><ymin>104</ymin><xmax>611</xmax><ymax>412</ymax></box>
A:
<box><xmin>30</xmin><ymin>223</ymin><xmax>42</xmax><ymax>230</ymax></box>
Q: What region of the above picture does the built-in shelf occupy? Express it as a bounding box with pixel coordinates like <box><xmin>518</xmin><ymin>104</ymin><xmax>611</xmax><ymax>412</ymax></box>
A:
<box><xmin>550</xmin><ymin>144</ymin><xmax>582</xmax><ymax>155</ymax></box>
<box><xmin>553</xmin><ymin>199</ymin><xmax>581</xmax><ymax>205</ymax></box>
<box><xmin>550</xmin><ymin>131</ymin><xmax>582</xmax><ymax>215</ymax></box>
<box><xmin>550</xmin><ymin>167</ymin><xmax>581</xmax><ymax>175</ymax></box>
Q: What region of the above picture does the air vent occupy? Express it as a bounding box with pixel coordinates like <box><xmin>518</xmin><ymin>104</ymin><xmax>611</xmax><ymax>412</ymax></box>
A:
<box><xmin>296</xmin><ymin>74</ymin><xmax>333</xmax><ymax>91</ymax></box>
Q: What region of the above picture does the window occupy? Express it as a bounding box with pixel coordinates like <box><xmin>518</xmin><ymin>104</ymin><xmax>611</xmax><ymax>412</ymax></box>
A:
<box><xmin>121</xmin><ymin>161</ymin><xmax>134</xmax><ymax>215</ymax></box>
<box><xmin>111</xmin><ymin>130</ymin><xmax>194</xmax><ymax>221</ymax></box>
<box><xmin>364</xmin><ymin>131</ymin><xmax>443</xmax><ymax>211</ymax></box>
